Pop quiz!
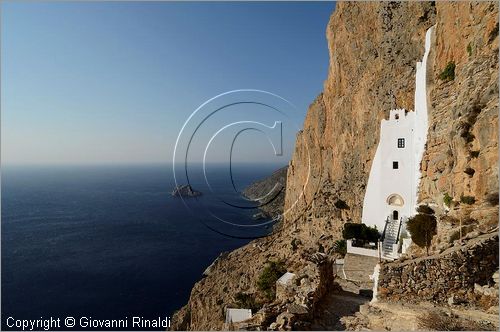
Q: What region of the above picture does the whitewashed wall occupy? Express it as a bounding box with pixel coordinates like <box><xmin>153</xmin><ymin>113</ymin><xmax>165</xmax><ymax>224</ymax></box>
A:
<box><xmin>361</xmin><ymin>109</ymin><xmax>415</xmax><ymax>231</ymax></box>
<box><xmin>361</xmin><ymin>26</ymin><xmax>434</xmax><ymax>232</ymax></box>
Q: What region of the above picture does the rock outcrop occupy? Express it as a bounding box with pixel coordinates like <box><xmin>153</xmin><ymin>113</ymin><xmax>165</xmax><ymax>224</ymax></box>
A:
<box><xmin>417</xmin><ymin>2</ymin><xmax>499</xmax><ymax>243</ymax></box>
<box><xmin>242</xmin><ymin>166</ymin><xmax>288</xmax><ymax>220</ymax></box>
<box><xmin>171</xmin><ymin>185</ymin><xmax>202</xmax><ymax>197</ymax></box>
<box><xmin>171</xmin><ymin>2</ymin><xmax>498</xmax><ymax>330</ymax></box>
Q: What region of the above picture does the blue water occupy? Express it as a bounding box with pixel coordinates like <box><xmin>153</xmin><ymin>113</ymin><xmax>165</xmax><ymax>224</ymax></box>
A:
<box><xmin>1</xmin><ymin>164</ymin><xmax>279</xmax><ymax>330</ymax></box>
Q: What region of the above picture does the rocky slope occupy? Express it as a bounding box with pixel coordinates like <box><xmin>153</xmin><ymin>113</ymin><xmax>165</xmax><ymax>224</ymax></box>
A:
<box><xmin>171</xmin><ymin>2</ymin><xmax>498</xmax><ymax>330</ymax></box>
<box><xmin>242</xmin><ymin>166</ymin><xmax>288</xmax><ymax>220</ymax></box>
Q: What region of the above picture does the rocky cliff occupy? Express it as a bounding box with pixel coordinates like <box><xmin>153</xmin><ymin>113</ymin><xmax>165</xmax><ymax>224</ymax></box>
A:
<box><xmin>171</xmin><ymin>2</ymin><xmax>498</xmax><ymax>330</ymax></box>
<box><xmin>242</xmin><ymin>166</ymin><xmax>288</xmax><ymax>220</ymax></box>
<box><xmin>418</xmin><ymin>2</ymin><xmax>499</xmax><ymax>251</ymax></box>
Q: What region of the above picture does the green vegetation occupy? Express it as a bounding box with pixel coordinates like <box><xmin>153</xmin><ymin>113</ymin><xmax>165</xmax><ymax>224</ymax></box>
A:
<box><xmin>467</xmin><ymin>42</ymin><xmax>472</xmax><ymax>57</ymax></box>
<box><xmin>460</xmin><ymin>194</ymin><xmax>476</xmax><ymax>205</ymax></box>
<box><xmin>470</xmin><ymin>150</ymin><xmax>480</xmax><ymax>158</ymax></box>
<box><xmin>486</xmin><ymin>192</ymin><xmax>499</xmax><ymax>206</ymax></box>
<box><xmin>333</xmin><ymin>239</ymin><xmax>347</xmax><ymax>257</ymax></box>
<box><xmin>463</xmin><ymin>216</ymin><xmax>477</xmax><ymax>225</ymax></box>
<box><xmin>441</xmin><ymin>214</ymin><xmax>459</xmax><ymax>225</ymax></box>
<box><xmin>342</xmin><ymin>222</ymin><xmax>380</xmax><ymax>245</ymax></box>
<box><xmin>464</xmin><ymin>132</ymin><xmax>475</xmax><ymax>144</ymax></box>
<box><xmin>290</xmin><ymin>238</ymin><xmax>301</xmax><ymax>251</ymax></box>
<box><xmin>438</xmin><ymin>61</ymin><xmax>456</xmax><ymax>81</ymax></box>
<box><xmin>464</xmin><ymin>167</ymin><xmax>476</xmax><ymax>177</ymax></box>
<box><xmin>458</xmin><ymin>121</ymin><xmax>475</xmax><ymax>143</ymax></box>
<box><xmin>443</xmin><ymin>192</ymin><xmax>453</xmax><ymax>208</ymax></box>
<box><xmin>256</xmin><ymin>260</ymin><xmax>286</xmax><ymax>301</ymax></box>
<box><xmin>334</xmin><ymin>199</ymin><xmax>349</xmax><ymax>210</ymax></box>
<box><xmin>235</xmin><ymin>292</ymin><xmax>260</xmax><ymax>312</ymax></box>
<box><xmin>416</xmin><ymin>204</ymin><xmax>435</xmax><ymax>215</ymax></box>
<box><xmin>449</xmin><ymin>230</ymin><xmax>461</xmax><ymax>243</ymax></box>
<box><xmin>407</xmin><ymin>205</ymin><xmax>437</xmax><ymax>255</ymax></box>
<box><xmin>489</xmin><ymin>23</ymin><xmax>499</xmax><ymax>43</ymax></box>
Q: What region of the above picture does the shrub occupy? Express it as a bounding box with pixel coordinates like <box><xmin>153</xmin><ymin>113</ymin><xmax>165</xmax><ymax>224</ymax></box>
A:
<box><xmin>418</xmin><ymin>309</ymin><xmax>490</xmax><ymax>331</ymax></box>
<box><xmin>470</xmin><ymin>150</ymin><xmax>480</xmax><ymax>158</ymax></box>
<box><xmin>486</xmin><ymin>192</ymin><xmax>499</xmax><ymax>206</ymax></box>
<box><xmin>290</xmin><ymin>238</ymin><xmax>301</xmax><ymax>251</ymax></box>
<box><xmin>464</xmin><ymin>132</ymin><xmax>475</xmax><ymax>143</ymax></box>
<box><xmin>467</xmin><ymin>42</ymin><xmax>472</xmax><ymax>56</ymax></box>
<box><xmin>235</xmin><ymin>292</ymin><xmax>260</xmax><ymax>312</ymax></box>
<box><xmin>457</xmin><ymin>121</ymin><xmax>475</xmax><ymax>143</ymax></box>
<box><xmin>333</xmin><ymin>239</ymin><xmax>347</xmax><ymax>257</ymax></box>
<box><xmin>362</xmin><ymin>225</ymin><xmax>380</xmax><ymax>243</ymax></box>
<box><xmin>342</xmin><ymin>223</ymin><xmax>380</xmax><ymax>244</ymax></box>
<box><xmin>256</xmin><ymin>260</ymin><xmax>286</xmax><ymax>301</ymax></box>
<box><xmin>449</xmin><ymin>230</ymin><xmax>461</xmax><ymax>243</ymax></box>
<box><xmin>334</xmin><ymin>199</ymin><xmax>349</xmax><ymax>210</ymax></box>
<box><xmin>441</xmin><ymin>214</ymin><xmax>459</xmax><ymax>225</ymax></box>
<box><xmin>462</xmin><ymin>216</ymin><xmax>477</xmax><ymax>225</ymax></box>
<box><xmin>457</xmin><ymin>121</ymin><xmax>474</xmax><ymax>143</ymax></box>
<box><xmin>443</xmin><ymin>193</ymin><xmax>453</xmax><ymax>208</ymax></box>
<box><xmin>416</xmin><ymin>204</ymin><xmax>435</xmax><ymax>215</ymax></box>
<box><xmin>478</xmin><ymin>294</ymin><xmax>498</xmax><ymax>311</ymax></box>
<box><xmin>460</xmin><ymin>194</ymin><xmax>476</xmax><ymax>205</ymax></box>
<box><xmin>489</xmin><ymin>23</ymin><xmax>499</xmax><ymax>43</ymax></box>
<box><xmin>448</xmin><ymin>224</ymin><xmax>475</xmax><ymax>244</ymax></box>
<box><xmin>439</xmin><ymin>61</ymin><xmax>456</xmax><ymax>81</ymax></box>
<box><xmin>407</xmin><ymin>211</ymin><xmax>437</xmax><ymax>255</ymax></box>
<box><xmin>464</xmin><ymin>167</ymin><xmax>475</xmax><ymax>176</ymax></box>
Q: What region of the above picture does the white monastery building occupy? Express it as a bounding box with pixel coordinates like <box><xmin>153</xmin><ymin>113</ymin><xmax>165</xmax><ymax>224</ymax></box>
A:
<box><xmin>361</xmin><ymin>26</ymin><xmax>434</xmax><ymax>259</ymax></box>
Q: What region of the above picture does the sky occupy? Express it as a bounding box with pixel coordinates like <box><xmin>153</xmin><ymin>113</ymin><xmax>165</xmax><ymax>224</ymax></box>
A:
<box><xmin>1</xmin><ymin>1</ymin><xmax>335</xmax><ymax>166</ymax></box>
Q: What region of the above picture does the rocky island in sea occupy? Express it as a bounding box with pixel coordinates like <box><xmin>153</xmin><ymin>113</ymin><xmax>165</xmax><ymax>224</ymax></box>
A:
<box><xmin>171</xmin><ymin>185</ymin><xmax>202</xmax><ymax>197</ymax></box>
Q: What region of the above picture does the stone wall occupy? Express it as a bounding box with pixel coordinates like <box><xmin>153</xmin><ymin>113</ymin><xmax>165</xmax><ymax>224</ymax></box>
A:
<box><xmin>378</xmin><ymin>231</ymin><xmax>499</xmax><ymax>304</ymax></box>
<box><xmin>233</xmin><ymin>254</ymin><xmax>333</xmax><ymax>331</ymax></box>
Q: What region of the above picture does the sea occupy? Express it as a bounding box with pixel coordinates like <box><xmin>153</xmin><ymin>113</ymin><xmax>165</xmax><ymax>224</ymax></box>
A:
<box><xmin>1</xmin><ymin>164</ymin><xmax>282</xmax><ymax>330</ymax></box>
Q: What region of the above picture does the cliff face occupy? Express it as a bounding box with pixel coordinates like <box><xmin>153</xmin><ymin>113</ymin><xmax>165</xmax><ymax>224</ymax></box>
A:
<box><xmin>419</xmin><ymin>2</ymin><xmax>499</xmax><ymax>229</ymax></box>
<box><xmin>171</xmin><ymin>2</ymin><xmax>498</xmax><ymax>330</ymax></box>
<box><xmin>284</xmin><ymin>1</ymin><xmax>436</xmax><ymax>241</ymax></box>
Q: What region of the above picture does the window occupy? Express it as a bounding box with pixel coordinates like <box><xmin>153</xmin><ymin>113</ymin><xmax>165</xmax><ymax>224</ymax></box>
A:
<box><xmin>395</xmin><ymin>114</ymin><xmax>399</xmax><ymax>120</ymax></box>
<box><xmin>392</xmin><ymin>210</ymin><xmax>399</xmax><ymax>220</ymax></box>
<box><xmin>387</xmin><ymin>194</ymin><xmax>404</xmax><ymax>206</ymax></box>
<box><xmin>397</xmin><ymin>138</ymin><xmax>405</xmax><ymax>148</ymax></box>
<box><xmin>393</xmin><ymin>161</ymin><xmax>399</xmax><ymax>169</ymax></box>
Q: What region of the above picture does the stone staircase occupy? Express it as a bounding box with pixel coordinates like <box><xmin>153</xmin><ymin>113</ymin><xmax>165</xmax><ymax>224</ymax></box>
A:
<box><xmin>382</xmin><ymin>218</ymin><xmax>402</xmax><ymax>260</ymax></box>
